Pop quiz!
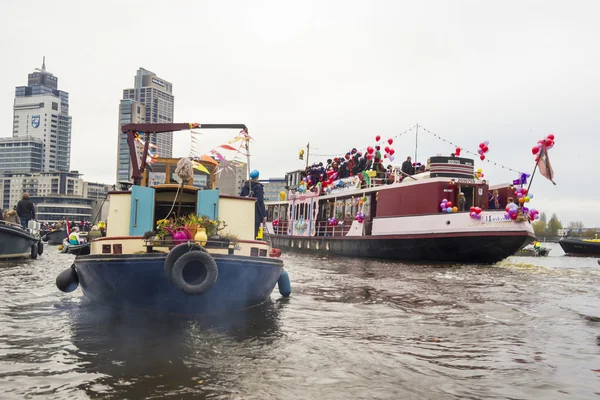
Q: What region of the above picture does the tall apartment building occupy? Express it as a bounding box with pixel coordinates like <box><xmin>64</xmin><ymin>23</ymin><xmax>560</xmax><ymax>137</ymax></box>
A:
<box><xmin>116</xmin><ymin>68</ymin><xmax>174</xmax><ymax>183</ymax></box>
<box><xmin>12</xmin><ymin>58</ymin><xmax>71</xmax><ymax>172</ymax></box>
<box><xmin>0</xmin><ymin>136</ymin><xmax>43</xmax><ymax>174</ymax></box>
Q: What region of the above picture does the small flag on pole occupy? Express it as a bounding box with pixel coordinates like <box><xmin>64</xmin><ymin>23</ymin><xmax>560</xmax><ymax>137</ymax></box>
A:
<box><xmin>537</xmin><ymin>146</ymin><xmax>556</xmax><ymax>185</ymax></box>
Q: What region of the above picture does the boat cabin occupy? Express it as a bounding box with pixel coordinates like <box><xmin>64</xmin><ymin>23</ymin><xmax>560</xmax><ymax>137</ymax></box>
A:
<box><xmin>265</xmin><ymin>155</ymin><xmax>493</xmax><ymax>238</ymax></box>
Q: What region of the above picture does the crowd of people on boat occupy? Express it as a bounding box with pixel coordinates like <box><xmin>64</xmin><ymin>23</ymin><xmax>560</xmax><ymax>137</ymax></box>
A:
<box><xmin>0</xmin><ymin>192</ymin><xmax>36</xmax><ymax>229</ymax></box>
<box><xmin>300</xmin><ymin>152</ymin><xmax>431</xmax><ymax>193</ymax></box>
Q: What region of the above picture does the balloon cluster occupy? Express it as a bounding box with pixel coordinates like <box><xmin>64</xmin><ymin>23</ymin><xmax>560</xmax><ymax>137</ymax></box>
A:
<box><xmin>328</xmin><ymin>217</ymin><xmax>339</xmax><ymax>226</ymax></box>
<box><xmin>504</xmin><ymin>202</ymin><xmax>520</xmax><ymax>220</ymax></box>
<box><xmin>475</xmin><ymin>168</ymin><xmax>484</xmax><ymax>179</ymax></box>
<box><xmin>454</xmin><ymin>147</ymin><xmax>462</xmax><ymax>156</ymax></box>
<box><xmin>297</xmin><ymin>181</ymin><xmax>307</xmax><ymax>193</ymax></box>
<box><xmin>439</xmin><ymin>198</ymin><xmax>458</xmax><ymax>213</ymax></box>
<box><xmin>532</xmin><ymin>133</ymin><xmax>555</xmax><ymax>160</ymax></box>
<box><xmin>514</xmin><ymin>187</ymin><xmax>533</xmax><ymax>204</ymax></box>
<box><xmin>354</xmin><ymin>212</ymin><xmax>365</xmax><ymax>223</ymax></box>
<box><xmin>469</xmin><ymin>206</ymin><xmax>483</xmax><ymax>219</ymax></box>
<box><xmin>477</xmin><ymin>140</ymin><xmax>490</xmax><ymax>161</ymax></box>
<box><xmin>367</xmin><ymin>136</ymin><xmax>395</xmax><ymax>163</ymax></box>
<box><xmin>273</xmin><ymin>219</ymin><xmax>279</xmax><ymax>227</ymax></box>
<box><xmin>526</xmin><ymin>208</ymin><xmax>540</xmax><ymax>221</ymax></box>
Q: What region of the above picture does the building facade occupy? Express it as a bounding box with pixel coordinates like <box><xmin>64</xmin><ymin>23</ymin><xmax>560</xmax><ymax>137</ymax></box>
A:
<box><xmin>116</xmin><ymin>99</ymin><xmax>146</xmax><ymax>183</ymax></box>
<box><xmin>215</xmin><ymin>163</ymin><xmax>248</xmax><ymax>196</ymax></box>
<box><xmin>0</xmin><ymin>171</ymin><xmax>112</xmax><ymax>219</ymax></box>
<box><xmin>12</xmin><ymin>58</ymin><xmax>71</xmax><ymax>172</ymax></box>
<box><xmin>117</xmin><ymin>68</ymin><xmax>174</xmax><ymax>184</ymax></box>
<box><xmin>259</xmin><ymin>178</ymin><xmax>286</xmax><ymax>202</ymax></box>
<box><xmin>0</xmin><ymin>136</ymin><xmax>43</xmax><ymax>174</ymax></box>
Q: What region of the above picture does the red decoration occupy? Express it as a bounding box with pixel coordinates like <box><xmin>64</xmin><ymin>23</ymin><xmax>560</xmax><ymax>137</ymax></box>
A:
<box><xmin>387</xmin><ymin>138</ymin><xmax>393</xmax><ymax>145</ymax></box>
<box><xmin>480</xmin><ymin>155</ymin><xmax>485</xmax><ymax>161</ymax></box>
<box><xmin>375</xmin><ymin>135</ymin><xmax>381</xmax><ymax>142</ymax></box>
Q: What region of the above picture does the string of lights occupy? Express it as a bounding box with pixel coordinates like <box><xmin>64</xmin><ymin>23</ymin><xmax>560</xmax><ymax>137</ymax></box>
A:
<box><xmin>309</xmin><ymin>125</ymin><xmax>418</xmax><ymax>158</ymax></box>
<box><xmin>418</xmin><ymin>125</ymin><xmax>523</xmax><ymax>174</ymax></box>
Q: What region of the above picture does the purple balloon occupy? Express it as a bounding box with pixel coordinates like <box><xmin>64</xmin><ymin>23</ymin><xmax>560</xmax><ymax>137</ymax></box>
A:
<box><xmin>442</xmin><ymin>208</ymin><xmax>447</xmax><ymax>213</ymax></box>
<box><xmin>504</xmin><ymin>213</ymin><xmax>510</xmax><ymax>220</ymax></box>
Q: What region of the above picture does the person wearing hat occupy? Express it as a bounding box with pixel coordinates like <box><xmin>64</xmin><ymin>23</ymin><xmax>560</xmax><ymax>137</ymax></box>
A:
<box><xmin>240</xmin><ymin>169</ymin><xmax>267</xmax><ymax>239</ymax></box>
<box><xmin>459</xmin><ymin>192</ymin><xmax>467</xmax><ymax>211</ymax></box>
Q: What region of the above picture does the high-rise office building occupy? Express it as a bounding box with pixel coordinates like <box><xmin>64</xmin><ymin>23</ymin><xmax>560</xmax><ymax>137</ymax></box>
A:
<box><xmin>12</xmin><ymin>58</ymin><xmax>71</xmax><ymax>172</ymax></box>
<box><xmin>116</xmin><ymin>68</ymin><xmax>174</xmax><ymax>183</ymax></box>
<box><xmin>0</xmin><ymin>136</ymin><xmax>43</xmax><ymax>174</ymax></box>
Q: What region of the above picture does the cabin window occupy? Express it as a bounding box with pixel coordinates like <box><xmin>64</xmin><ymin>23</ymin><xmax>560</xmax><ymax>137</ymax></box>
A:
<box><xmin>335</xmin><ymin>199</ymin><xmax>344</xmax><ymax>219</ymax></box>
<box><xmin>362</xmin><ymin>196</ymin><xmax>371</xmax><ymax>217</ymax></box>
<box><xmin>345</xmin><ymin>198</ymin><xmax>353</xmax><ymax>218</ymax></box>
<box><xmin>113</xmin><ymin>244</ymin><xmax>123</xmax><ymax>254</ymax></box>
<box><xmin>102</xmin><ymin>244</ymin><xmax>111</xmax><ymax>254</ymax></box>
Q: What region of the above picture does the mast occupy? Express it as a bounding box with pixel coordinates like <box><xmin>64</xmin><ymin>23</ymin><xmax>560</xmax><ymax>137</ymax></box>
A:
<box><xmin>305</xmin><ymin>142</ymin><xmax>310</xmax><ymax>169</ymax></box>
<box><xmin>414</xmin><ymin>123</ymin><xmax>419</xmax><ymax>163</ymax></box>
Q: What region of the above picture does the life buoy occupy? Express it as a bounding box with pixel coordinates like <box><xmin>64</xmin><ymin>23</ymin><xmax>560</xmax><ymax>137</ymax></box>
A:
<box><xmin>37</xmin><ymin>240</ymin><xmax>44</xmax><ymax>255</ymax></box>
<box><xmin>164</xmin><ymin>242</ymin><xmax>207</xmax><ymax>283</ymax></box>
<box><xmin>170</xmin><ymin>250</ymin><xmax>218</xmax><ymax>296</ymax></box>
<box><xmin>31</xmin><ymin>243</ymin><xmax>38</xmax><ymax>259</ymax></box>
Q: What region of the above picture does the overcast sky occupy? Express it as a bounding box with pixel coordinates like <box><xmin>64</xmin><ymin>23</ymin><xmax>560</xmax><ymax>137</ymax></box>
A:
<box><xmin>1</xmin><ymin>0</ymin><xmax>599</xmax><ymax>226</ymax></box>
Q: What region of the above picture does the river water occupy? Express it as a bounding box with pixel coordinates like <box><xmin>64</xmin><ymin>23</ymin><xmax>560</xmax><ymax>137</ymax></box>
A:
<box><xmin>0</xmin><ymin>243</ymin><xmax>599</xmax><ymax>399</ymax></box>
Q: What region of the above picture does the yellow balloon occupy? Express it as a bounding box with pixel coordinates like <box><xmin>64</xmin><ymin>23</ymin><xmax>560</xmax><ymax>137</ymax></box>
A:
<box><xmin>57</xmin><ymin>245</ymin><xmax>63</xmax><ymax>251</ymax></box>
<box><xmin>477</xmin><ymin>168</ymin><xmax>482</xmax><ymax>173</ymax></box>
<box><xmin>279</xmin><ymin>191</ymin><xmax>286</xmax><ymax>201</ymax></box>
<box><xmin>452</xmin><ymin>206</ymin><xmax>458</xmax><ymax>213</ymax></box>
<box><xmin>524</xmin><ymin>196</ymin><xmax>530</xmax><ymax>203</ymax></box>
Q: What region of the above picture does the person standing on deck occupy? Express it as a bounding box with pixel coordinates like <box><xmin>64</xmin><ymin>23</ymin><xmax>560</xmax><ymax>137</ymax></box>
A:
<box><xmin>240</xmin><ymin>169</ymin><xmax>267</xmax><ymax>239</ymax></box>
<box><xmin>16</xmin><ymin>193</ymin><xmax>35</xmax><ymax>229</ymax></box>
<box><xmin>401</xmin><ymin>156</ymin><xmax>413</xmax><ymax>176</ymax></box>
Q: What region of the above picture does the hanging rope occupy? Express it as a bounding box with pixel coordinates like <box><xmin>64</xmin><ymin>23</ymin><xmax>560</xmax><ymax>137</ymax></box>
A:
<box><xmin>418</xmin><ymin>125</ymin><xmax>523</xmax><ymax>174</ymax></box>
<box><xmin>310</xmin><ymin>125</ymin><xmax>418</xmax><ymax>158</ymax></box>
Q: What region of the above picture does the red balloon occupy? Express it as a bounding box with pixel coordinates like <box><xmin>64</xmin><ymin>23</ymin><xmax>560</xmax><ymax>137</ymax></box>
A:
<box><xmin>367</xmin><ymin>147</ymin><xmax>374</xmax><ymax>154</ymax></box>
<box><xmin>475</xmin><ymin>207</ymin><xmax>482</xmax><ymax>214</ymax></box>
<box><xmin>384</xmin><ymin>146</ymin><xmax>390</xmax><ymax>153</ymax></box>
<box><xmin>545</xmin><ymin>139</ymin><xmax>553</xmax><ymax>147</ymax></box>
<box><xmin>479</xmin><ymin>143</ymin><xmax>484</xmax><ymax>148</ymax></box>
<box><xmin>366</xmin><ymin>154</ymin><xmax>372</xmax><ymax>160</ymax></box>
<box><xmin>389</xmin><ymin>149</ymin><xmax>395</xmax><ymax>155</ymax></box>
<box><xmin>482</xmin><ymin>145</ymin><xmax>489</xmax><ymax>153</ymax></box>
<box><xmin>470</xmin><ymin>206</ymin><xmax>476</xmax><ymax>213</ymax></box>
<box><xmin>375</xmin><ymin>135</ymin><xmax>381</xmax><ymax>142</ymax></box>
<box><xmin>510</xmin><ymin>213</ymin><xmax>517</xmax><ymax>220</ymax></box>
<box><xmin>446</xmin><ymin>201</ymin><xmax>453</xmax><ymax>208</ymax></box>
<box><xmin>547</xmin><ymin>133</ymin><xmax>555</xmax><ymax>140</ymax></box>
<box><xmin>455</xmin><ymin>147</ymin><xmax>461</xmax><ymax>153</ymax></box>
<box><xmin>376</xmin><ymin>145</ymin><xmax>381</xmax><ymax>151</ymax></box>
<box><xmin>455</xmin><ymin>150</ymin><xmax>461</xmax><ymax>156</ymax></box>
<box><xmin>480</xmin><ymin>155</ymin><xmax>485</xmax><ymax>161</ymax></box>
<box><xmin>532</xmin><ymin>146</ymin><xmax>540</xmax><ymax>155</ymax></box>
<box><xmin>521</xmin><ymin>188</ymin><xmax>528</xmax><ymax>195</ymax></box>
<box><xmin>384</xmin><ymin>154</ymin><xmax>387</xmax><ymax>158</ymax></box>
<box><xmin>387</xmin><ymin>138</ymin><xmax>393</xmax><ymax>145</ymax></box>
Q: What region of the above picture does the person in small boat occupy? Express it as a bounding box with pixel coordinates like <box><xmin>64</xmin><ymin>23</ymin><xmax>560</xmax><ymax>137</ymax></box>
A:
<box><xmin>16</xmin><ymin>193</ymin><xmax>35</xmax><ymax>229</ymax></box>
<box><xmin>240</xmin><ymin>169</ymin><xmax>267</xmax><ymax>239</ymax></box>
<box><xmin>401</xmin><ymin>156</ymin><xmax>413</xmax><ymax>176</ymax></box>
<box><xmin>87</xmin><ymin>225</ymin><xmax>102</xmax><ymax>242</ymax></box>
<box><xmin>459</xmin><ymin>192</ymin><xmax>467</xmax><ymax>211</ymax></box>
<box><xmin>507</xmin><ymin>197</ymin><xmax>515</xmax><ymax>206</ymax></box>
<box><xmin>4</xmin><ymin>207</ymin><xmax>21</xmax><ymax>225</ymax></box>
<box><xmin>69</xmin><ymin>227</ymin><xmax>80</xmax><ymax>245</ymax></box>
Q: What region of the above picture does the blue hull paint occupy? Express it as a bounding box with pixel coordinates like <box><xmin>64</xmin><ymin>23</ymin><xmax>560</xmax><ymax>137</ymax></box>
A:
<box><xmin>0</xmin><ymin>224</ymin><xmax>38</xmax><ymax>259</ymax></box>
<box><xmin>74</xmin><ymin>253</ymin><xmax>284</xmax><ymax>315</ymax></box>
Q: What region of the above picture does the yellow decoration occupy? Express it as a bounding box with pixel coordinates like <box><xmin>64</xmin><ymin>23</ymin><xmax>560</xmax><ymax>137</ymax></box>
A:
<box><xmin>57</xmin><ymin>245</ymin><xmax>64</xmax><ymax>251</ymax></box>
<box><xmin>477</xmin><ymin>168</ymin><xmax>482</xmax><ymax>173</ymax></box>
<box><xmin>279</xmin><ymin>191</ymin><xmax>286</xmax><ymax>201</ymax></box>
<box><xmin>452</xmin><ymin>206</ymin><xmax>458</xmax><ymax>212</ymax></box>
<box><xmin>524</xmin><ymin>196</ymin><xmax>530</xmax><ymax>203</ymax></box>
<box><xmin>194</xmin><ymin>227</ymin><xmax>208</xmax><ymax>246</ymax></box>
<box><xmin>518</xmin><ymin>197</ymin><xmax>525</xmax><ymax>204</ymax></box>
<box><xmin>192</xmin><ymin>162</ymin><xmax>210</xmax><ymax>174</ymax></box>
<box><xmin>257</xmin><ymin>227</ymin><xmax>264</xmax><ymax>239</ymax></box>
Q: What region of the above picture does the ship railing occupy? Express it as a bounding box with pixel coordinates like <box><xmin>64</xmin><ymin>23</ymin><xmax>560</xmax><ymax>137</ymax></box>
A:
<box><xmin>142</xmin><ymin>237</ymin><xmax>236</xmax><ymax>253</ymax></box>
<box><xmin>314</xmin><ymin>220</ymin><xmax>352</xmax><ymax>237</ymax></box>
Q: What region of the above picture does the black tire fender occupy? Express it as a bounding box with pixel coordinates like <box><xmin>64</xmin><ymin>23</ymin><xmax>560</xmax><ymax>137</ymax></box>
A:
<box><xmin>170</xmin><ymin>251</ymin><xmax>218</xmax><ymax>296</ymax></box>
<box><xmin>31</xmin><ymin>243</ymin><xmax>38</xmax><ymax>260</ymax></box>
<box><xmin>163</xmin><ymin>242</ymin><xmax>207</xmax><ymax>283</ymax></box>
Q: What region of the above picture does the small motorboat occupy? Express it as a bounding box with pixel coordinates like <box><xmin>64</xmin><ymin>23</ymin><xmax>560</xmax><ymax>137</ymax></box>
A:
<box><xmin>514</xmin><ymin>244</ymin><xmax>551</xmax><ymax>257</ymax></box>
<box><xmin>0</xmin><ymin>220</ymin><xmax>44</xmax><ymax>259</ymax></box>
<box><xmin>43</xmin><ymin>229</ymin><xmax>68</xmax><ymax>245</ymax></box>
<box><xmin>559</xmin><ymin>236</ymin><xmax>600</xmax><ymax>256</ymax></box>
<box><xmin>60</xmin><ymin>232</ymin><xmax>91</xmax><ymax>256</ymax></box>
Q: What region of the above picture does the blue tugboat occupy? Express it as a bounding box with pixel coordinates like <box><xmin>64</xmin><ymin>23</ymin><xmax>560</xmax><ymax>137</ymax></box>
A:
<box><xmin>55</xmin><ymin>122</ymin><xmax>290</xmax><ymax>315</ymax></box>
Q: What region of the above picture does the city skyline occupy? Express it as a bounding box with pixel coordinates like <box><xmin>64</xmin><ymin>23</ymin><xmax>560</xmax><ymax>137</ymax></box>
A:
<box><xmin>1</xmin><ymin>1</ymin><xmax>599</xmax><ymax>226</ymax></box>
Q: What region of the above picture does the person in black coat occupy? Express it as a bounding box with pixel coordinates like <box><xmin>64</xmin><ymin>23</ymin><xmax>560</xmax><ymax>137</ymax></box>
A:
<box><xmin>401</xmin><ymin>156</ymin><xmax>413</xmax><ymax>176</ymax></box>
<box><xmin>16</xmin><ymin>192</ymin><xmax>35</xmax><ymax>229</ymax></box>
<box><xmin>240</xmin><ymin>169</ymin><xmax>267</xmax><ymax>239</ymax></box>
